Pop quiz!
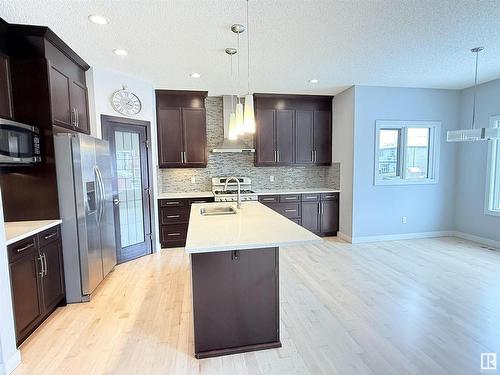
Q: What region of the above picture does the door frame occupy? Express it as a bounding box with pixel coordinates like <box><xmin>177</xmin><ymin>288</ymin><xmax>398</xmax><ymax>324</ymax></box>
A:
<box><xmin>100</xmin><ymin>114</ymin><xmax>155</xmax><ymax>260</ymax></box>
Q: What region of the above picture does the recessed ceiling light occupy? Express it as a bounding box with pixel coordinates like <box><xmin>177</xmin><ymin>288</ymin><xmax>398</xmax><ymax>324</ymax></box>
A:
<box><xmin>88</xmin><ymin>14</ymin><xmax>109</xmax><ymax>25</ymax></box>
<box><xmin>113</xmin><ymin>48</ymin><xmax>127</xmax><ymax>56</ymax></box>
<box><xmin>309</xmin><ymin>79</ymin><xmax>319</xmax><ymax>84</ymax></box>
<box><xmin>190</xmin><ymin>72</ymin><xmax>201</xmax><ymax>78</ymax></box>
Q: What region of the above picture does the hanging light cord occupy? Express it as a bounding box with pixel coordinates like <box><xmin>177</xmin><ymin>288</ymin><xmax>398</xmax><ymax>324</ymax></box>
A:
<box><xmin>246</xmin><ymin>0</ymin><xmax>250</xmax><ymax>94</ymax></box>
<box><xmin>472</xmin><ymin>49</ymin><xmax>479</xmax><ymax>129</ymax></box>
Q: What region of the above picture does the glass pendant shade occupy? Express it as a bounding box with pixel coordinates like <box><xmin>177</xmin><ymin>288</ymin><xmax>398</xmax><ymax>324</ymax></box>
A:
<box><xmin>228</xmin><ymin>112</ymin><xmax>237</xmax><ymax>140</ymax></box>
<box><xmin>235</xmin><ymin>102</ymin><xmax>245</xmax><ymax>135</ymax></box>
<box><xmin>243</xmin><ymin>94</ymin><xmax>256</xmax><ymax>133</ymax></box>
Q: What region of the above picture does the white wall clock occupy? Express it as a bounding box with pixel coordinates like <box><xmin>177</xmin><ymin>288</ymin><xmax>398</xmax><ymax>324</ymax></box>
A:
<box><xmin>111</xmin><ymin>87</ymin><xmax>142</xmax><ymax>116</ymax></box>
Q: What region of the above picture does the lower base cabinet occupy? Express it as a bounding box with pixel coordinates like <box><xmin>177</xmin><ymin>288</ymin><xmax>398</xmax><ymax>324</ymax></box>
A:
<box><xmin>259</xmin><ymin>192</ymin><xmax>339</xmax><ymax>236</ymax></box>
<box><xmin>159</xmin><ymin>197</ymin><xmax>214</xmax><ymax>248</ymax></box>
<box><xmin>8</xmin><ymin>225</ymin><xmax>65</xmax><ymax>346</ymax></box>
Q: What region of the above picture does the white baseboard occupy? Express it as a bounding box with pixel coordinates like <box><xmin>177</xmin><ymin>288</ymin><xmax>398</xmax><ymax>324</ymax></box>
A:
<box><xmin>453</xmin><ymin>231</ymin><xmax>500</xmax><ymax>249</ymax></box>
<box><xmin>351</xmin><ymin>231</ymin><xmax>455</xmax><ymax>244</ymax></box>
<box><xmin>3</xmin><ymin>350</ymin><xmax>21</xmax><ymax>374</ymax></box>
<box><xmin>337</xmin><ymin>232</ymin><xmax>352</xmax><ymax>243</ymax></box>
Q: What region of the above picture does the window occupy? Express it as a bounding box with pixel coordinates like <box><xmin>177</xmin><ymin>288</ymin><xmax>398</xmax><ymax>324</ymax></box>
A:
<box><xmin>486</xmin><ymin>115</ymin><xmax>500</xmax><ymax>216</ymax></box>
<box><xmin>374</xmin><ymin>121</ymin><xmax>441</xmax><ymax>185</ymax></box>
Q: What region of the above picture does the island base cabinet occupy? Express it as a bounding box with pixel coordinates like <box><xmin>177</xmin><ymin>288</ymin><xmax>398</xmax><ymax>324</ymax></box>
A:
<box><xmin>191</xmin><ymin>247</ymin><xmax>281</xmax><ymax>359</ymax></box>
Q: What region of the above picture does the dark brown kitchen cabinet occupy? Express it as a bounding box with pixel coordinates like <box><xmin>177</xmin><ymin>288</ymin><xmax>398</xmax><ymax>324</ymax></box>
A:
<box><xmin>69</xmin><ymin>80</ymin><xmax>90</xmax><ymax>133</ymax></box>
<box><xmin>7</xmin><ymin>225</ymin><xmax>65</xmax><ymax>346</ymax></box>
<box><xmin>254</xmin><ymin>94</ymin><xmax>333</xmax><ymax>167</ymax></box>
<box><xmin>0</xmin><ymin>52</ymin><xmax>13</xmax><ymax>119</ymax></box>
<box><xmin>159</xmin><ymin>196</ymin><xmax>214</xmax><ymax>248</ymax></box>
<box><xmin>156</xmin><ymin>90</ymin><xmax>208</xmax><ymax>168</ymax></box>
<box><xmin>259</xmin><ymin>192</ymin><xmax>339</xmax><ymax>237</ymax></box>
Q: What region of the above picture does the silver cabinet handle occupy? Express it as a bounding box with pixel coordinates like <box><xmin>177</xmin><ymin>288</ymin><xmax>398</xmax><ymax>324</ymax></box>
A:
<box><xmin>274</xmin><ymin>150</ymin><xmax>277</xmax><ymax>163</ymax></box>
<box><xmin>166</xmin><ymin>201</ymin><xmax>180</xmax><ymax>205</ymax></box>
<box><xmin>75</xmin><ymin>109</ymin><xmax>79</xmax><ymax>127</ymax></box>
<box><xmin>16</xmin><ymin>243</ymin><xmax>34</xmax><ymax>253</ymax></box>
<box><xmin>180</xmin><ymin>152</ymin><xmax>184</xmax><ymax>163</ymax></box>
<box><xmin>284</xmin><ymin>197</ymin><xmax>296</xmax><ymax>200</ymax></box>
<box><xmin>167</xmin><ymin>215</ymin><xmax>180</xmax><ymax>218</ymax></box>
<box><xmin>285</xmin><ymin>209</ymin><xmax>297</xmax><ymax>212</ymax></box>
<box><xmin>183</xmin><ymin>151</ymin><xmax>187</xmax><ymax>163</ymax></box>
<box><xmin>311</xmin><ymin>150</ymin><xmax>314</xmax><ymax>162</ymax></box>
<box><xmin>43</xmin><ymin>232</ymin><xmax>57</xmax><ymax>240</ymax></box>
<box><xmin>314</xmin><ymin>150</ymin><xmax>317</xmax><ymax>163</ymax></box>
<box><xmin>324</xmin><ymin>195</ymin><xmax>336</xmax><ymax>198</ymax></box>
<box><xmin>42</xmin><ymin>253</ymin><xmax>48</xmax><ymax>276</ymax></box>
<box><xmin>167</xmin><ymin>233</ymin><xmax>181</xmax><ymax>236</ymax></box>
<box><xmin>262</xmin><ymin>198</ymin><xmax>275</xmax><ymax>201</ymax></box>
<box><xmin>305</xmin><ymin>196</ymin><xmax>317</xmax><ymax>199</ymax></box>
<box><xmin>320</xmin><ymin>203</ymin><xmax>323</xmax><ymax>215</ymax></box>
<box><xmin>38</xmin><ymin>254</ymin><xmax>45</xmax><ymax>277</ymax></box>
<box><xmin>277</xmin><ymin>150</ymin><xmax>280</xmax><ymax>162</ymax></box>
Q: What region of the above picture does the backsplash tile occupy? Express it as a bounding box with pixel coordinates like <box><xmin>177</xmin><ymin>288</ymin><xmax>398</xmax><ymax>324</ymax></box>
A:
<box><xmin>158</xmin><ymin>97</ymin><xmax>340</xmax><ymax>192</ymax></box>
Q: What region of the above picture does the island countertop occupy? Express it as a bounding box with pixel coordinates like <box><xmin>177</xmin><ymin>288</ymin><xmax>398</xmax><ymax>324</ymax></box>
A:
<box><xmin>185</xmin><ymin>201</ymin><xmax>321</xmax><ymax>253</ymax></box>
<box><xmin>4</xmin><ymin>219</ymin><xmax>62</xmax><ymax>246</ymax></box>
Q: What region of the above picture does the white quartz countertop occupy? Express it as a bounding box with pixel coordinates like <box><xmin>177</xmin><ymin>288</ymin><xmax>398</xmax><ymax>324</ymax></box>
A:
<box><xmin>4</xmin><ymin>220</ymin><xmax>62</xmax><ymax>246</ymax></box>
<box><xmin>158</xmin><ymin>191</ymin><xmax>214</xmax><ymax>199</ymax></box>
<box><xmin>185</xmin><ymin>202</ymin><xmax>321</xmax><ymax>253</ymax></box>
<box><xmin>256</xmin><ymin>188</ymin><xmax>340</xmax><ymax>195</ymax></box>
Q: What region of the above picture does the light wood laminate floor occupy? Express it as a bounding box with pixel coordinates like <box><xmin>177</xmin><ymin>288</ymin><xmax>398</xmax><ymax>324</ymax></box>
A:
<box><xmin>12</xmin><ymin>237</ymin><xmax>500</xmax><ymax>375</ymax></box>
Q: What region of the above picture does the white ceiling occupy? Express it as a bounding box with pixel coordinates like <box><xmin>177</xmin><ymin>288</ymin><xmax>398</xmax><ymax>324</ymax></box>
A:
<box><xmin>1</xmin><ymin>0</ymin><xmax>500</xmax><ymax>95</ymax></box>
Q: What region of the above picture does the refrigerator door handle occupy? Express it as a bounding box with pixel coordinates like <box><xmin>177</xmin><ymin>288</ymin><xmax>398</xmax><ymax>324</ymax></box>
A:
<box><xmin>95</xmin><ymin>166</ymin><xmax>105</xmax><ymax>223</ymax></box>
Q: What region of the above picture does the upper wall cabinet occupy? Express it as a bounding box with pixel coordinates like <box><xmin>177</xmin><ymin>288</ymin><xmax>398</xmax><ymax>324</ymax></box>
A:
<box><xmin>156</xmin><ymin>90</ymin><xmax>208</xmax><ymax>168</ymax></box>
<box><xmin>7</xmin><ymin>24</ymin><xmax>90</xmax><ymax>134</ymax></box>
<box><xmin>254</xmin><ymin>94</ymin><xmax>333</xmax><ymax>167</ymax></box>
<box><xmin>0</xmin><ymin>52</ymin><xmax>13</xmax><ymax>120</ymax></box>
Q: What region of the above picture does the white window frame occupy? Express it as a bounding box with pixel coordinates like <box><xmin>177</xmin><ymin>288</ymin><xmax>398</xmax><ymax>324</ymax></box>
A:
<box><xmin>485</xmin><ymin>115</ymin><xmax>500</xmax><ymax>217</ymax></box>
<box><xmin>374</xmin><ymin>120</ymin><xmax>441</xmax><ymax>186</ymax></box>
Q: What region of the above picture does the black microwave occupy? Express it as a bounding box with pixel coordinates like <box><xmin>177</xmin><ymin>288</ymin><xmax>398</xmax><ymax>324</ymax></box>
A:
<box><xmin>0</xmin><ymin>118</ymin><xmax>42</xmax><ymax>165</ymax></box>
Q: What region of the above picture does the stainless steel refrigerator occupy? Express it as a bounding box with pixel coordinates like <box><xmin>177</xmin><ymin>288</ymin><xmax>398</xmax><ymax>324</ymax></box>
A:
<box><xmin>54</xmin><ymin>133</ymin><xmax>117</xmax><ymax>303</ymax></box>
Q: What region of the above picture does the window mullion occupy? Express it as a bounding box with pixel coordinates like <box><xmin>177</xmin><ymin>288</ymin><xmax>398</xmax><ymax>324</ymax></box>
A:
<box><xmin>401</xmin><ymin>127</ymin><xmax>407</xmax><ymax>180</ymax></box>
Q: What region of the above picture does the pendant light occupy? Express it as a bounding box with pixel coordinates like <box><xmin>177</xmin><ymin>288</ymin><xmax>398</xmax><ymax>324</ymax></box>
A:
<box><xmin>231</xmin><ymin>23</ymin><xmax>246</xmax><ymax>135</ymax></box>
<box><xmin>225</xmin><ymin>47</ymin><xmax>238</xmax><ymax>140</ymax></box>
<box><xmin>243</xmin><ymin>0</ymin><xmax>256</xmax><ymax>134</ymax></box>
<box><xmin>447</xmin><ymin>47</ymin><xmax>500</xmax><ymax>142</ymax></box>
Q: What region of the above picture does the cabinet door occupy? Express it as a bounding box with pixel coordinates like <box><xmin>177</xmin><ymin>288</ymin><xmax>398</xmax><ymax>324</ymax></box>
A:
<box><xmin>255</xmin><ymin>109</ymin><xmax>276</xmax><ymax>165</ymax></box>
<box><xmin>0</xmin><ymin>53</ymin><xmax>13</xmax><ymax>120</ymax></box>
<box><xmin>70</xmin><ymin>80</ymin><xmax>90</xmax><ymax>134</ymax></box>
<box><xmin>301</xmin><ymin>202</ymin><xmax>320</xmax><ymax>233</ymax></box>
<box><xmin>295</xmin><ymin>110</ymin><xmax>314</xmax><ymax>164</ymax></box>
<box><xmin>275</xmin><ymin>109</ymin><xmax>294</xmax><ymax>164</ymax></box>
<box><xmin>183</xmin><ymin>108</ymin><xmax>207</xmax><ymax>167</ymax></box>
<box><xmin>320</xmin><ymin>200</ymin><xmax>339</xmax><ymax>234</ymax></box>
<box><xmin>157</xmin><ymin>108</ymin><xmax>183</xmax><ymax>167</ymax></box>
<box><xmin>49</xmin><ymin>64</ymin><xmax>72</xmax><ymax>129</ymax></box>
<box><xmin>9</xmin><ymin>250</ymin><xmax>44</xmax><ymax>344</ymax></box>
<box><xmin>313</xmin><ymin>110</ymin><xmax>332</xmax><ymax>164</ymax></box>
<box><xmin>41</xmin><ymin>241</ymin><xmax>65</xmax><ymax>312</ymax></box>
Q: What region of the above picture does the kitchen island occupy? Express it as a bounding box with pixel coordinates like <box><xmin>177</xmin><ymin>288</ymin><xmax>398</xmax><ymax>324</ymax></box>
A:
<box><xmin>186</xmin><ymin>201</ymin><xmax>321</xmax><ymax>359</ymax></box>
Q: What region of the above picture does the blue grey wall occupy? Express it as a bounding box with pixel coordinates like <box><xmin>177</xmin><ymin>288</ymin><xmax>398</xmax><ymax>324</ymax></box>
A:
<box><xmin>351</xmin><ymin>86</ymin><xmax>461</xmax><ymax>238</ymax></box>
<box><xmin>454</xmin><ymin>78</ymin><xmax>500</xmax><ymax>242</ymax></box>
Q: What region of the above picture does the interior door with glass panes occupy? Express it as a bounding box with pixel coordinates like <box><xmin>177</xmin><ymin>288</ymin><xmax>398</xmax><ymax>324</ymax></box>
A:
<box><xmin>102</xmin><ymin>118</ymin><xmax>152</xmax><ymax>263</ymax></box>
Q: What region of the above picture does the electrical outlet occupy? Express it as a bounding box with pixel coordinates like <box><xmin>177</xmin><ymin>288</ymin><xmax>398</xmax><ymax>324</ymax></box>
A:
<box><xmin>270</xmin><ymin>175</ymin><xmax>275</xmax><ymax>182</ymax></box>
<box><xmin>402</xmin><ymin>216</ymin><xmax>407</xmax><ymax>224</ymax></box>
<box><xmin>191</xmin><ymin>177</ymin><xmax>196</xmax><ymax>184</ymax></box>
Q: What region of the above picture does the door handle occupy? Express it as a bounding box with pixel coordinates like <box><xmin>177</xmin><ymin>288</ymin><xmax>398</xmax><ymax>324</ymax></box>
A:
<box><xmin>38</xmin><ymin>254</ymin><xmax>45</xmax><ymax>277</ymax></box>
<box><xmin>42</xmin><ymin>253</ymin><xmax>48</xmax><ymax>276</ymax></box>
<box><xmin>113</xmin><ymin>198</ymin><xmax>120</xmax><ymax>205</ymax></box>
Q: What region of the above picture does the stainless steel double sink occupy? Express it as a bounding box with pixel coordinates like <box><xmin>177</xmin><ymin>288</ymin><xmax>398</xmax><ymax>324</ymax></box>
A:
<box><xmin>200</xmin><ymin>206</ymin><xmax>237</xmax><ymax>216</ymax></box>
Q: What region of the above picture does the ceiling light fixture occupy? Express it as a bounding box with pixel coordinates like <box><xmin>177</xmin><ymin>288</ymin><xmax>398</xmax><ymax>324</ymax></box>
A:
<box><xmin>225</xmin><ymin>47</ymin><xmax>238</xmax><ymax>140</ymax></box>
<box><xmin>231</xmin><ymin>23</ymin><xmax>246</xmax><ymax>136</ymax></box>
<box><xmin>447</xmin><ymin>47</ymin><xmax>500</xmax><ymax>142</ymax></box>
<box><xmin>88</xmin><ymin>14</ymin><xmax>109</xmax><ymax>25</ymax></box>
<box><xmin>112</xmin><ymin>48</ymin><xmax>127</xmax><ymax>56</ymax></box>
<box><xmin>190</xmin><ymin>72</ymin><xmax>201</xmax><ymax>78</ymax></box>
<box><xmin>309</xmin><ymin>79</ymin><xmax>319</xmax><ymax>84</ymax></box>
<box><xmin>243</xmin><ymin>0</ymin><xmax>256</xmax><ymax>134</ymax></box>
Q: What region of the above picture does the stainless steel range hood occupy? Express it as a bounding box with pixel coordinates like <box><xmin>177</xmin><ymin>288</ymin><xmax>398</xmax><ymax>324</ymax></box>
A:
<box><xmin>211</xmin><ymin>95</ymin><xmax>255</xmax><ymax>153</ymax></box>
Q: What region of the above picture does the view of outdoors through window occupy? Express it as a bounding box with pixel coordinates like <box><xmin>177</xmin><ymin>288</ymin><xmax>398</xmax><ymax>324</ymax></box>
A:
<box><xmin>378</xmin><ymin>129</ymin><xmax>400</xmax><ymax>178</ymax></box>
<box><xmin>406</xmin><ymin>127</ymin><xmax>430</xmax><ymax>179</ymax></box>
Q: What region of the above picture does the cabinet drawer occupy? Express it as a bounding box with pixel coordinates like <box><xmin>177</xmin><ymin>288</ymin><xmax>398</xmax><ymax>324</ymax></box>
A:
<box><xmin>38</xmin><ymin>226</ymin><xmax>60</xmax><ymax>248</ymax></box>
<box><xmin>275</xmin><ymin>203</ymin><xmax>301</xmax><ymax>219</ymax></box>
<box><xmin>160</xmin><ymin>207</ymin><xmax>190</xmax><ymax>224</ymax></box>
<box><xmin>301</xmin><ymin>193</ymin><xmax>320</xmax><ymax>202</ymax></box>
<box><xmin>258</xmin><ymin>195</ymin><xmax>279</xmax><ymax>203</ymax></box>
<box><xmin>189</xmin><ymin>197</ymin><xmax>214</xmax><ymax>205</ymax></box>
<box><xmin>289</xmin><ymin>218</ymin><xmax>301</xmax><ymax>225</ymax></box>
<box><xmin>279</xmin><ymin>194</ymin><xmax>300</xmax><ymax>202</ymax></box>
<box><xmin>8</xmin><ymin>236</ymin><xmax>37</xmax><ymax>263</ymax></box>
<box><xmin>161</xmin><ymin>224</ymin><xmax>188</xmax><ymax>242</ymax></box>
<box><xmin>160</xmin><ymin>199</ymin><xmax>187</xmax><ymax>207</ymax></box>
<box><xmin>321</xmin><ymin>192</ymin><xmax>339</xmax><ymax>201</ymax></box>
